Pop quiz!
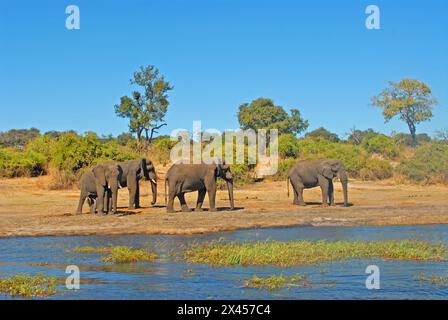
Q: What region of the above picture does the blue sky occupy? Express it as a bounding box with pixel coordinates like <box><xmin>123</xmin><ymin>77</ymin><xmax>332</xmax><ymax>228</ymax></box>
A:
<box><xmin>0</xmin><ymin>0</ymin><xmax>447</xmax><ymax>139</ymax></box>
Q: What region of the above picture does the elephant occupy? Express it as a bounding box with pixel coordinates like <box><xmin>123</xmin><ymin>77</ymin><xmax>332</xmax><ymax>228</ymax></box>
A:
<box><xmin>76</xmin><ymin>164</ymin><xmax>121</xmax><ymax>215</ymax></box>
<box><xmin>116</xmin><ymin>158</ymin><xmax>157</xmax><ymax>209</ymax></box>
<box><xmin>287</xmin><ymin>159</ymin><xmax>348</xmax><ymax>207</ymax></box>
<box><xmin>164</xmin><ymin>161</ymin><xmax>235</xmax><ymax>213</ymax></box>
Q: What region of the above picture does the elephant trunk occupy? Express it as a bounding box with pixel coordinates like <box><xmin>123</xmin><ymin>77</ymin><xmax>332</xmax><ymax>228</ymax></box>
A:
<box><xmin>150</xmin><ymin>180</ymin><xmax>157</xmax><ymax>205</ymax></box>
<box><xmin>338</xmin><ymin>169</ymin><xmax>349</xmax><ymax>206</ymax></box>
<box><xmin>226</xmin><ymin>180</ymin><xmax>235</xmax><ymax>210</ymax></box>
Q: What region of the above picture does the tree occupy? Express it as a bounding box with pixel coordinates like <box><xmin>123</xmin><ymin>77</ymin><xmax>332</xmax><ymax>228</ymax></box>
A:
<box><xmin>0</xmin><ymin>128</ymin><xmax>40</xmax><ymax>148</ymax></box>
<box><xmin>305</xmin><ymin>127</ymin><xmax>340</xmax><ymax>142</ymax></box>
<box><xmin>371</xmin><ymin>79</ymin><xmax>437</xmax><ymax>146</ymax></box>
<box><xmin>347</xmin><ymin>128</ymin><xmax>378</xmax><ymax>145</ymax></box>
<box><xmin>237</xmin><ymin>98</ymin><xmax>309</xmax><ymax>135</ymax></box>
<box><xmin>115</xmin><ymin>65</ymin><xmax>173</xmax><ymax>145</ymax></box>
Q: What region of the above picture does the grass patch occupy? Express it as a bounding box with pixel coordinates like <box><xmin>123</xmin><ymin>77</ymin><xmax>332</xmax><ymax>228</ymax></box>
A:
<box><xmin>102</xmin><ymin>246</ymin><xmax>156</xmax><ymax>264</ymax></box>
<box><xmin>75</xmin><ymin>246</ymin><xmax>157</xmax><ymax>264</ymax></box>
<box><xmin>184</xmin><ymin>240</ymin><xmax>447</xmax><ymax>267</ymax></box>
<box><xmin>416</xmin><ymin>273</ymin><xmax>448</xmax><ymax>288</ymax></box>
<box><xmin>244</xmin><ymin>274</ymin><xmax>309</xmax><ymax>290</ymax></box>
<box><xmin>74</xmin><ymin>246</ymin><xmax>112</xmax><ymax>253</ymax></box>
<box><xmin>0</xmin><ymin>273</ymin><xmax>58</xmax><ymax>297</ymax></box>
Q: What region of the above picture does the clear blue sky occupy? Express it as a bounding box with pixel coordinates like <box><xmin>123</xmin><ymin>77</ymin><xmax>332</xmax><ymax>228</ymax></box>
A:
<box><xmin>1</xmin><ymin>0</ymin><xmax>447</xmax><ymax>138</ymax></box>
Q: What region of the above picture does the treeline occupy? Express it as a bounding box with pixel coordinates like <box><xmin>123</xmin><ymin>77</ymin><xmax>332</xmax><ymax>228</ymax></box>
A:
<box><xmin>0</xmin><ymin>127</ymin><xmax>447</xmax><ymax>186</ymax></box>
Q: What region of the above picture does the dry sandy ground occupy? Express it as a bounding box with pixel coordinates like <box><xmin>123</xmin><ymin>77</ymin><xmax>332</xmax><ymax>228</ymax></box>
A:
<box><xmin>0</xmin><ymin>173</ymin><xmax>447</xmax><ymax>238</ymax></box>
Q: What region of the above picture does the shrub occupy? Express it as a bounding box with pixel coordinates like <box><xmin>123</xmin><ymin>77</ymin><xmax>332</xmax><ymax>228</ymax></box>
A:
<box><xmin>150</xmin><ymin>136</ymin><xmax>178</xmax><ymax>165</ymax></box>
<box><xmin>0</xmin><ymin>148</ymin><xmax>46</xmax><ymax>178</ymax></box>
<box><xmin>398</xmin><ymin>142</ymin><xmax>448</xmax><ymax>183</ymax></box>
<box><xmin>361</xmin><ymin>134</ymin><xmax>400</xmax><ymax>159</ymax></box>
<box><xmin>278</xmin><ymin>134</ymin><xmax>300</xmax><ymax>158</ymax></box>
<box><xmin>359</xmin><ymin>158</ymin><xmax>393</xmax><ymax>180</ymax></box>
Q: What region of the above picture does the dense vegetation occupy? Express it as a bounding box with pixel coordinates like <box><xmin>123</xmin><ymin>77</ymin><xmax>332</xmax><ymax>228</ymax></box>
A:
<box><xmin>0</xmin><ymin>126</ymin><xmax>447</xmax><ymax>187</ymax></box>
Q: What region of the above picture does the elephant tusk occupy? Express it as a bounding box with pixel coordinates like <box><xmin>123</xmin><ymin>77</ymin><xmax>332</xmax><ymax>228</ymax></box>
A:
<box><xmin>151</xmin><ymin>179</ymin><xmax>157</xmax><ymax>184</ymax></box>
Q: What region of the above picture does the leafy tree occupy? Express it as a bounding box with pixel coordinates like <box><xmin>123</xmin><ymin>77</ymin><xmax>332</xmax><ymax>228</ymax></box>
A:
<box><xmin>305</xmin><ymin>127</ymin><xmax>340</xmax><ymax>142</ymax></box>
<box><xmin>371</xmin><ymin>79</ymin><xmax>437</xmax><ymax>146</ymax></box>
<box><xmin>237</xmin><ymin>98</ymin><xmax>309</xmax><ymax>135</ymax></box>
<box><xmin>115</xmin><ymin>65</ymin><xmax>173</xmax><ymax>145</ymax></box>
<box><xmin>0</xmin><ymin>128</ymin><xmax>40</xmax><ymax>148</ymax></box>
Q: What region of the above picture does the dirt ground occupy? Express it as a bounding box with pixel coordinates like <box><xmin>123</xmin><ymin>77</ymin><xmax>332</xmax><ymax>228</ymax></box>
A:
<box><xmin>0</xmin><ymin>171</ymin><xmax>447</xmax><ymax>238</ymax></box>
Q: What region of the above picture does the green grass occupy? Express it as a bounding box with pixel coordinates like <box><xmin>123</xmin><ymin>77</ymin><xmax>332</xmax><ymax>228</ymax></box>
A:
<box><xmin>0</xmin><ymin>273</ymin><xmax>58</xmax><ymax>297</ymax></box>
<box><xmin>416</xmin><ymin>273</ymin><xmax>448</xmax><ymax>288</ymax></box>
<box><xmin>74</xmin><ymin>246</ymin><xmax>112</xmax><ymax>253</ymax></box>
<box><xmin>102</xmin><ymin>246</ymin><xmax>157</xmax><ymax>264</ymax></box>
<box><xmin>184</xmin><ymin>240</ymin><xmax>447</xmax><ymax>267</ymax></box>
<box><xmin>244</xmin><ymin>274</ymin><xmax>309</xmax><ymax>290</ymax></box>
<box><xmin>75</xmin><ymin>246</ymin><xmax>157</xmax><ymax>264</ymax></box>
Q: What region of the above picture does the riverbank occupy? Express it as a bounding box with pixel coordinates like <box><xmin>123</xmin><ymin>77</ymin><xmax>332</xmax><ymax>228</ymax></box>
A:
<box><xmin>0</xmin><ymin>175</ymin><xmax>447</xmax><ymax>238</ymax></box>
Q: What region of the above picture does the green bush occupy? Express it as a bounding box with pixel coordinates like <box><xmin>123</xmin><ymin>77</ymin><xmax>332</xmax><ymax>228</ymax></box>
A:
<box><xmin>0</xmin><ymin>148</ymin><xmax>46</xmax><ymax>178</ymax></box>
<box><xmin>361</xmin><ymin>134</ymin><xmax>400</xmax><ymax>159</ymax></box>
<box><xmin>359</xmin><ymin>158</ymin><xmax>393</xmax><ymax>180</ymax></box>
<box><xmin>278</xmin><ymin>134</ymin><xmax>300</xmax><ymax>158</ymax></box>
<box><xmin>150</xmin><ymin>136</ymin><xmax>178</xmax><ymax>165</ymax></box>
<box><xmin>398</xmin><ymin>143</ymin><xmax>448</xmax><ymax>183</ymax></box>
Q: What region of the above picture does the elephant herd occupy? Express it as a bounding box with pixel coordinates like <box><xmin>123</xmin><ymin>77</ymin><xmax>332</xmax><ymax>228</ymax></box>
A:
<box><xmin>76</xmin><ymin>158</ymin><xmax>349</xmax><ymax>215</ymax></box>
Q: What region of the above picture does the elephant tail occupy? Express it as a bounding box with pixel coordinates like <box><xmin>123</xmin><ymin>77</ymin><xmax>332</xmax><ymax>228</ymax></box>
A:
<box><xmin>287</xmin><ymin>177</ymin><xmax>290</xmax><ymax>198</ymax></box>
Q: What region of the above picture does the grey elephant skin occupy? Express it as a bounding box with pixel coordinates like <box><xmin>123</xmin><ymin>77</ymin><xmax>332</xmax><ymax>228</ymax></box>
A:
<box><xmin>76</xmin><ymin>164</ymin><xmax>121</xmax><ymax>214</ymax></box>
<box><xmin>164</xmin><ymin>162</ymin><xmax>235</xmax><ymax>213</ymax></box>
<box><xmin>287</xmin><ymin>159</ymin><xmax>348</xmax><ymax>206</ymax></box>
<box><xmin>117</xmin><ymin>158</ymin><xmax>157</xmax><ymax>209</ymax></box>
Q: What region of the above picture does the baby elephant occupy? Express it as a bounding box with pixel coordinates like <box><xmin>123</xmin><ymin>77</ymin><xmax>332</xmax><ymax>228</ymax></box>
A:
<box><xmin>287</xmin><ymin>159</ymin><xmax>348</xmax><ymax>207</ymax></box>
<box><xmin>76</xmin><ymin>163</ymin><xmax>121</xmax><ymax>215</ymax></box>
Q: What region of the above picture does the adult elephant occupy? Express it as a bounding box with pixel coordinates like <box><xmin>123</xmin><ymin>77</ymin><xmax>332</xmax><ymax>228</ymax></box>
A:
<box><xmin>287</xmin><ymin>159</ymin><xmax>348</xmax><ymax>207</ymax></box>
<box><xmin>165</xmin><ymin>161</ymin><xmax>235</xmax><ymax>213</ymax></box>
<box><xmin>117</xmin><ymin>158</ymin><xmax>157</xmax><ymax>209</ymax></box>
<box><xmin>76</xmin><ymin>163</ymin><xmax>121</xmax><ymax>215</ymax></box>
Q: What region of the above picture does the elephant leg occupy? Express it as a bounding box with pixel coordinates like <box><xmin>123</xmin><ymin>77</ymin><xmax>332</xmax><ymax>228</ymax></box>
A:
<box><xmin>319</xmin><ymin>178</ymin><xmax>330</xmax><ymax>207</ymax></box>
<box><xmin>195</xmin><ymin>189</ymin><xmax>206</xmax><ymax>211</ymax></box>
<box><xmin>178</xmin><ymin>193</ymin><xmax>191</xmax><ymax>212</ymax></box>
<box><xmin>328</xmin><ymin>180</ymin><xmax>335</xmax><ymax>206</ymax></box>
<box><xmin>134</xmin><ymin>182</ymin><xmax>140</xmax><ymax>209</ymax></box>
<box><xmin>207</xmin><ymin>186</ymin><xmax>217</xmax><ymax>212</ymax></box>
<box><xmin>127</xmin><ymin>176</ymin><xmax>137</xmax><ymax>209</ymax></box>
<box><xmin>166</xmin><ymin>183</ymin><xmax>176</xmax><ymax>213</ymax></box>
<box><xmin>76</xmin><ymin>191</ymin><xmax>87</xmax><ymax>214</ymax></box>
<box><xmin>105</xmin><ymin>189</ymin><xmax>112</xmax><ymax>213</ymax></box>
<box><xmin>96</xmin><ymin>186</ymin><xmax>106</xmax><ymax>214</ymax></box>
<box><xmin>290</xmin><ymin>179</ymin><xmax>306</xmax><ymax>206</ymax></box>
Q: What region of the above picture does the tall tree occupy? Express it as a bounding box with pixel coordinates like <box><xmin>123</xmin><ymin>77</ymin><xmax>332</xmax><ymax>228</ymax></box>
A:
<box><xmin>115</xmin><ymin>65</ymin><xmax>173</xmax><ymax>145</ymax></box>
<box><xmin>371</xmin><ymin>79</ymin><xmax>437</xmax><ymax>146</ymax></box>
<box><xmin>237</xmin><ymin>98</ymin><xmax>309</xmax><ymax>135</ymax></box>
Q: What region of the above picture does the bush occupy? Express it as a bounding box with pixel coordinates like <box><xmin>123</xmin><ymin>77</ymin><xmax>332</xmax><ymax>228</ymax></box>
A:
<box><xmin>398</xmin><ymin>143</ymin><xmax>448</xmax><ymax>184</ymax></box>
<box><xmin>150</xmin><ymin>136</ymin><xmax>178</xmax><ymax>165</ymax></box>
<box><xmin>278</xmin><ymin>134</ymin><xmax>300</xmax><ymax>158</ymax></box>
<box><xmin>361</xmin><ymin>134</ymin><xmax>400</xmax><ymax>159</ymax></box>
<box><xmin>0</xmin><ymin>148</ymin><xmax>46</xmax><ymax>178</ymax></box>
<box><xmin>359</xmin><ymin>158</ymin><xmax>393</xmax><ymax>180</ymax></box>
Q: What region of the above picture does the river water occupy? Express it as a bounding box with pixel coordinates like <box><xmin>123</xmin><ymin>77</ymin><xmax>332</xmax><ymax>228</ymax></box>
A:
<box><xmin>0</xmin><ymin>224</ymin><xmax>447</xmax><ymax>299</ymax></box>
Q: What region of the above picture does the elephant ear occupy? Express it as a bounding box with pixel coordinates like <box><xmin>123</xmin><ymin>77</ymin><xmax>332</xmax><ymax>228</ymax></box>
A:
<box><xmin>140</xmin><ymin>158</ymin><xmax>149</xmax><ymax>180</ymax></box>
<box><xmin>92</xmin><ymin>166</ymin><xmax>107</xmax><ymax>187</ymax></box>
<box><xmin>320</xmin><ymin>164</ymin><xmax>334</xmax><ymax>179</ymax></box>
